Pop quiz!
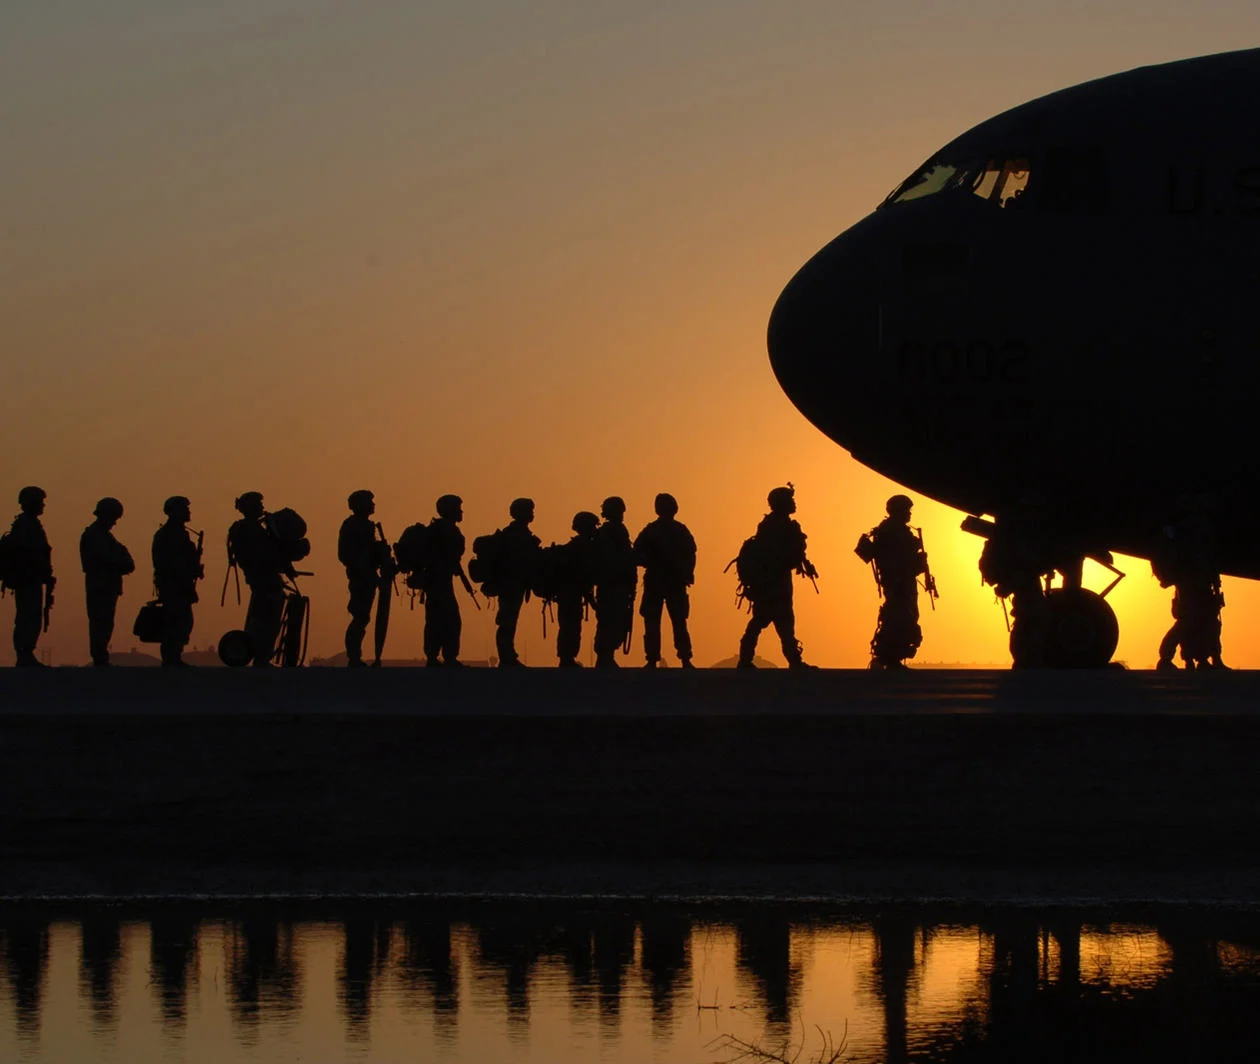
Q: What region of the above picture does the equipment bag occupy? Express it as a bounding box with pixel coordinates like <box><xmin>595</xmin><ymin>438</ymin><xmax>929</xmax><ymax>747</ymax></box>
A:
<box><xmin>0</xmin><ymin>531</ymin><xmax>19</xmax><ymax>588</ymax></box>
<box><xmin>132</xmin><ymin>601</ymin><xmax>166</xmax><ymax>643</ymax></box>
<box><xmin>393</xmin><ymin>523</ymin><xmax>431</xmax><ymax>589</ymax></box>
<box><xmin>269</xmin><ymin>508</ymin><xmax>311</xmax><ymax>562</ymax></box>
<box><xmin>531</xmin><ymin>542</ymin><xmax>565</xmax><ymax>601</ymax></box>
<box><xmin>468</xmin><ymin>530</ymin><xmax>504</xmax><ymax>595</ymax></box>
<box><xmin>729</xmin><ymin>534</ymin><xmax>772</xmax><ymax>602</ymax></box>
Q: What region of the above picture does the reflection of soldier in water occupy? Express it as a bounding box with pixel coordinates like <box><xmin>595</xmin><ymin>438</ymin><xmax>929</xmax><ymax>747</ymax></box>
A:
<box><xmin>556</xmin><ymin>512</ymin><xmax>599</xmax><ymax>667</ymax></box>
<box><xmin>495</xmin><ymin>498</ymin><xmax>540</xmax><ymax>668</ymax></box>
<box><xmin>152</xmin><ymin>497</ymin><xmax>202</xmax><ymax>667</ymax></box>
<box><xmin>592</xmin><ymin>496</ymin><xmax>637</xmax><ymax>668</ymax></box>
<box><xmin>79</xmin><ymin>497</ymin><xmax>134</xmax><ymax>667</ymax></box>
<box><xmin>4</xmin><ymin>486</ymin><xmax>55</xmax><ymax>667</ymax></box>
<box><xmin>634</xmin><ymin>493</ymin><xmax>696</xmax><ymax>669</ymax></box>
<box><xmin>424</xmin><ymin>494</ymin><xmax>469</xmax><ymax>667</ymax></box>
<box><xmin>1152</xmin><ymin>509</ymin><xmax>1227</xmax><ymax>670</ymax></box>
<box><xmin>227</xmin><ymin>492</ymin><xmax>290</xmax><ymax>667</ymax></box>
<box><xmin>737</xmin><ymin>486</ymin><xmax>817</xmax><ymax>669</ymax></box>
<box><xmin>338</xmin><ymin>490</ymin><xmax>384</xmax><ymax>668</ymax></box>
<box><xmin>857</xmin><ymin>495</ymin><xmax>929</xmax><ymax>670</ymax></box>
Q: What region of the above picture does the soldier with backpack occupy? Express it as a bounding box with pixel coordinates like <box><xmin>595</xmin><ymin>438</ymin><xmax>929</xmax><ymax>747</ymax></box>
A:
<box><xmin>338</xmin><ymin>489</ymin><xmax>389</xmax><ymax>668</ymax></box>
<box><xmin>634</xmin><ymin>493</ymin><xmax>697</xmax><ymax>669</ymax></box>
<box><xmin>227</xmin><ymin>491</ymin><xmax>299</xmax><ymax>667</ymax></box>
<box><xmin>423</xmin><ymin>494</ymin><xmax>474</xmax><ymax>667</ymax></box>
<box><xmin>592</xmin><ymin>496</ymin><xmax>637</xmax><ymax>668</ymax></box>
<box><xmin>556</xmin><ymin>511</ymin><xmax>600</xmax><ymax>667</ymax></box>
<box><xmin>1</xmin><ymin>486</ymin><xmax>55</xmax><ymax>667</ymax></box>
<box><xmin>471</xmin><ymin>498</ymin><xmax>540</xmax><ymax>668</ymax></box>
<box><xmin>79</xmin><ymin>497</ymin><xmax>135</xmax><ymax>667</ymax></box>
<box><xmin>152</xmin><ymin>496</ymin><xmax>203</xmax><ymax>667</ymax></box>
<box><xmin>734</xmin><ymin>485</ymin><xmax>818</xmax><ymax>669</ymax></box>
<box><xmin>855</xmin><ymin>494</ymin><xmax>934</xmax><ymax>670</ymax></box>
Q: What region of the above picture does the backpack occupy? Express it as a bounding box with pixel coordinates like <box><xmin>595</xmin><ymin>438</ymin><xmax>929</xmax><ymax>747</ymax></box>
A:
<box><xmin>531</xmin><ymin>543</ymin><xmax>566</xmax><ymax>601</ymax></box>
<box><xmin>269</xmin><ymin>508</ymin><xmax>311</xmax><ymax>562</ymax></box>
<box><xmin>0</xmin><ymin>530</ymin><xmax>20</xmax><ymax>588</ymax></box>
<box><xmin>726</xmin><ymin>534</ymin><xmax>773</xmax><ymax>604</ymax></box>
<box><xmin>393</xmin><ymin>523</ymin><xmax>431</xmax><ymax>590</ymax></box>
<box><xmin>468</xmin><ymin>530</ymin><xmax>503</xmax><ymax>594</ymax></box>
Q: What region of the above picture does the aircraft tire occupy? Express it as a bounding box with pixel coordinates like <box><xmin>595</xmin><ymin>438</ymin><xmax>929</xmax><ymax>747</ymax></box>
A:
<box><xmin>217</xmin><ymin>629</ymin><xmax>254</xmax><ymax>668</ymax></box>
<box><xmin>1044</xmin><ymin>587</ymin><xmax>1119</xmax><ymax>668</ymax></box>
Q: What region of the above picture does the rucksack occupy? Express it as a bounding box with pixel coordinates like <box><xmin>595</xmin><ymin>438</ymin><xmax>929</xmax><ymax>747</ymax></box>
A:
<box><xmin>468</xmin><ymin>530</ymin><xmax>504</xmax><ymax>595</ymax></box>
<box><xmin>393</xmin><ymin>523</ymin><xmax>431</xmax><ymax>590</ymax></box>
<box><xmin>0</xmin><ymin>530</ymin><xmax>20</xmax><ymax>588</ymax></box>
<box><xmin>531</xmin><ymin>543</ymin><xmax>565</xmax><ymax>601</ymax></box>
<box><xmin>726</xmin><ymin>534</ymin><xmax>773</xmax><ymax>604</ymax></box>
<box><xmin>269</xmin><ymin>508</ymin><xmax>311</xmax><ymax>562</ymax></box>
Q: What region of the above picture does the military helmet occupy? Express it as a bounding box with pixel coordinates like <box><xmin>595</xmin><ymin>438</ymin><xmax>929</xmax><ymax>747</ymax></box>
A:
<box><xmin>17</xmin><ymin>486</ymin><xmax>46</xmax><ymax>508</ymax></box>
<box><xmin>234</xmin><ymin>491</ymin><xmax>264</xmax><ymax>514</ymax></box>
<box><xmin>347</xmin><ymin>489</ymin><xmax>374</xmax><ymax>512</ymax></box>
<box><xmin>93</xmin><ymin>497</ymin><xmax>124</xmax><ymax>520</ymax></box>
<box><xmin>509</xmin><ymin>497</ymin><xmax>535</xmax><ymax>521</ymax></box>
<box><xmin>767</xmin><ymin>485</ymin><xmax>796</xmax><ymax>512</ymax></box>
<box><xmin>601</xmin><ymin>496</ymin><xmax>626</xmax><ymax>519</ymax></box>
<box><xmin>654</xmin><ymin>492</ymin><xmax>679</xmax><ymax>517</ymax></box>
<box><xmin>572</xmin><ymin>511</ymin><xmax>599</xmax><ymax>535</ymax></box>
<box><xmin>436</xmin><ymin>494</ymin><xmax>463</xmax><ymax>519</ymax></box>
<box><xmin>886</xmin><ymin>494</ymin><xmax>913</xmax><ymax>516</ymax></box>
<box><xmin>163</xmin><ymin>495</ymin><xmax>191</xmax><ymax>517</ymax></box>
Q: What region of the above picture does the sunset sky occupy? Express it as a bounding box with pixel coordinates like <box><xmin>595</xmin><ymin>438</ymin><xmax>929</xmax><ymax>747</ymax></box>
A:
<box><xmin>4</xmin><ymin>2</ymin><xmax>1258</xmax><ymax>667</ymax></box>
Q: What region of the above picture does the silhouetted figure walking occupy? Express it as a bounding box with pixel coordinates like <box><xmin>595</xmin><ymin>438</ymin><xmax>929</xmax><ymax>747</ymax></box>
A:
<box><xmin>856</xmin><ymin>494</ymin><xmax>933</xmax><ymax>669</ymax></box>
<box><xmin>492</xmin><ymin>498</ymin><xmax>541</xmax><ymax>668</ymax></box>
<box><xmin>634</xmin><ymin>493</ymin><xmax>696</xmax><ymax>669</ymax></box>
<box><xmin>424</xmin><ymin>495</ymin><xmax>471</xmax><ymax>667</ymax></box>
<box><xmin>153</xmin><ymin>497</ymin><xmax>202</xmax><ymax>667</ymax></box>
<box><xmin>1</xmin><ymin>487</ymin><xmax>55</xmax><ymax>667</ymax></box>
<box><xmin>79</xmin><ymin>497</ymin><xmax>134</xmax><ymax>667</ymax></box>
<box><xmin>1152</xmin><ymin>509</ymin><xmax>1227</xmax><ymax>670</ymax></box>
<box><xmin>735</xmin><ymin>486</ymin><xmax>817</xmax><ymax>669</ymax></box>
<box><xmin>592</xmin><ymin>496</ymin><xmax>637</xmax><ymax>668</ymax></box>
<box><xmin>978</xmin><ymin>506</ymin><xmax>1053</xmax><ymax>668</ymax></box>
<box><xmin>556</xmin><ymin>512</ymin><xmax>599</xmax><ymax>667</ymax></box>
<box><xmin>227</xmin><ymin>492</ymin><xmax>291</xmax><ymax>667</ymax></box>
<box><xmin>338</xmin><ymin>490</ymin><xmax>391</xmax><ymax>668</ymax></box>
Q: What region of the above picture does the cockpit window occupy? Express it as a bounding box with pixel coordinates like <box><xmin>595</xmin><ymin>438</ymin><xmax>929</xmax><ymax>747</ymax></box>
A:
<box><xmin>884</xmin><ymin>156</ymin><xmax>1033</xmax><ymax>208</ymax></box>
<box><xmin>970</xmin><ymin>158</ymin><xmax>1031</xmax><ymax>207</ymax></box>
<box><xmin>885</xmin><ymin>163</ymin><xmax>966</xmax><ymax>204</ymax></box>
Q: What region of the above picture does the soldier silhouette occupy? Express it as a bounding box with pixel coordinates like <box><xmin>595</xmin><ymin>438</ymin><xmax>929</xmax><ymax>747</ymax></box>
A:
<box><xmin>79</xmin><ymin>498</ymin><xmax>135</xmax><ymax>667</ymax></box>
<box><xmin>633</xmin><ymin>493</ymin><xmax>697</xmax><ymax>669</ymax></box>
<box><xmin>556</xmin><ymin>511</ymin><xmax>599</xmax><ymax>667</ymax></box>
<box><xmin>494</xmin><ymin>498</ymin><xmax>541</xmax><ymax>668</ymax></box>
<box><xmin>152</xmin><ymin>497</ymin><xmax>203</xmax><ymax>667</ymax></box>
<box><xmin>1152</xmin><ymin>507</ymin><xmax>1227</xmax><ymax>670</ymax></box>
<box><xmin>736</xmin><ymin>485</ymin><xmax>818</xmax><ymax>669</ymax></box>
<box><xmin>592</xmin><ymin>496</ymin><xmax>637</xmax><ymax>668</ymax></box>
<box><xmin>338</xmin><ymin>490</ymin><xmax>385</xmax><ymax>668</ymax></box>
<box><xmin>226</xmin><ymin>492</ymin><xmax>291</xmax><ymax>667</ymax></box>
<box><xmin>978</xmin><ymin>504</ymin><xmax>1054</xmax><ymax>669</ymax></box>
<box><xmin>2</xmin><ymin>487</ymin><xmax>55</xmax><ymax>667</ymax></box>
<box><xmin>857</xmin><ymin>494</ymin><xmax>931</xmax><ymax>670</ymax></box>
<box><xmin>424</xmin><ymin>494</ymin><xmax>472</xmax><ymax>667</ymax></box>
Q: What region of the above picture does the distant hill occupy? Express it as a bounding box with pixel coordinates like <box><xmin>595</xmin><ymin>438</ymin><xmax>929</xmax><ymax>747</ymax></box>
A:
<box><xmin>309</xmin><ymin>652</ymin><xmax>494</xmax><ymax>667</ymax></box>
<box><xmin>709</xmin><ymin>655</ymin><xmax>780</xmax><ymax>669</ymax></box>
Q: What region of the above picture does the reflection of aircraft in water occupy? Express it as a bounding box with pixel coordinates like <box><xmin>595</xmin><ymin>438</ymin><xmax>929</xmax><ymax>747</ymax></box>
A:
<box><xmin>768</xmin><ymin>49</ymin><xmax>1260</xmax><ymax>666</ymax></box>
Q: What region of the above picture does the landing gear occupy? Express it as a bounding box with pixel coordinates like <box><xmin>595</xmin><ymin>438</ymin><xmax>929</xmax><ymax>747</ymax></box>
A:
<box><xmin>1042</xmin><ymin>587</ymin><xmax>1119</xmax><ymax>668</ymax></box>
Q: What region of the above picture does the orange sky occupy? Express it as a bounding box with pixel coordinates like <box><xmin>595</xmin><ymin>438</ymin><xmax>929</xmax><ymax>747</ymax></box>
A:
<box><xmin>3</xmin><ymin>3</ymin><xmax>1258</xmax><ymax>667</ymax></box>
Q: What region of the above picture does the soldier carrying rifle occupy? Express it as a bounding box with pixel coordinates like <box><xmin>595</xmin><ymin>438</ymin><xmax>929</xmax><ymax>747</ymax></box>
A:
<box><xmin>855</xmin><ymin>494</ymin><xmax>936</xmax><ymax>670</ymax></box>
<box><xmin>0</xmin><ymin>486</ymin><xmax>55</xmax><ymax>667</ymax></box>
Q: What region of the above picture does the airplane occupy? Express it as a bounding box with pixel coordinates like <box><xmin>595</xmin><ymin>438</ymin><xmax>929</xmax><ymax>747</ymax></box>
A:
<box><xmin>767</xmin><ymin>47</ymin><xmax>1260</xmax><ymax>668</ymax></box>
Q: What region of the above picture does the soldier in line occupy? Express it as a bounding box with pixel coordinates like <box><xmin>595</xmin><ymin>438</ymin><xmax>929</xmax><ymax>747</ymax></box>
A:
<box><xmin>424</xmin><ymin>494</ymin><xmax>470</xmax><ymax>667</ymax></box>
<box><xmin>79</xmin><ymin>497</ymin><xmax>135</xmax><ymax>667</ymax></box>
<box><xmin>592</xmin><ymin>496</ymin><xmax>637</xmax><ymax>668</ymax></box>
<box><xmin>227</xmin><ymin>491</ymin><xmax>290</xmax><ymax>667</ymax></box>
<box><xmin>858</xmin><ymin>494</ymin><xmax>931</xmax><ymax>670</ymax></box>
<box><xmin>556</xmin><ymin>511</ymin><xmax>600</xmax><ymax>667</ymax></box>
<box><xmin>978</xmin><ymin>505</ymin><xmax>1054</xmax><ymax>669</ymax></box>
<box><xmin>737</xmin><ymin>486</ymin><xmax>818</xmax><ymax>669</ymax></box>
<box><xmin>495</xmin><ymin>498</ymin><xmax>541</xmax><ymax>668</ymax></box>
<box><xmin>3</xmin><ymin>487</ymin><xmax>55</xmax><ymax>667</ymax></box>
<box><xmin>1152</xmin><ymin>508</ymin><xmax>1227</xmax><ymax>670</ymax></box>
<box><xmin>634</xmin><ymin>493</ymin><xmax>697</xmax><ymax>669</ymax></box>
<box><xmin>152</xmin><ymin>496</ymin><xmax>203</xmax><ymax>667</ymax></box>
<box><xmin>338</xmin><ymin>490</ymin><xmax>385</xmax><ymax>668</ymax></box>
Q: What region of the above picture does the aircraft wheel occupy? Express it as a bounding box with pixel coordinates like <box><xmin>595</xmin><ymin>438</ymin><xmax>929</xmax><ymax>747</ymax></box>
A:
<box><xmin>1044</xmin><ymin>588</ymin><xmax>1119</xmax><ymax>668</ymax></box>
<box><xmin>218</xmin><ymin>629</ymin><xmax>254</xmax><ymax>668</ymax></box>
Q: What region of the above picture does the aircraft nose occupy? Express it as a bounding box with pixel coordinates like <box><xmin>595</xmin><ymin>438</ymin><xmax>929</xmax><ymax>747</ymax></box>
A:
<box><xmin>767</xmin><ymin>222</ymin><xmax>884</xmax><ymax>445</ymax></box>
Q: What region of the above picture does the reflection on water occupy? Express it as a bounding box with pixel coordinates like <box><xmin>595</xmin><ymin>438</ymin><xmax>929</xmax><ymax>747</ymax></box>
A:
<box><xmin>1</xmin><ymin>903</ymin><xmax>1259</xmax><ymax>1062</ymax></box>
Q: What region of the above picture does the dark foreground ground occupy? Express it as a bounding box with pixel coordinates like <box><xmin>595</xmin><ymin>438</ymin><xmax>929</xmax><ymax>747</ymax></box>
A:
<box><xmin>0</xmin><ymin>667</ymin><xmax>1258</xmax><ymax>903</ymax></box>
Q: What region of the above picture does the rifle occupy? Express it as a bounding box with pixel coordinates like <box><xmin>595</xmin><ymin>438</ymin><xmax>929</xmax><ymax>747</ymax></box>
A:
<box><xmin>458</xmin><ymin>565</ymin><xmax>481</xmax><ymax>610</ymax></box>
<box><xmin>801</xmin><ymin>558</ymin><xmax>820</xmax><ymax>595</ymax></box>
<box><xmin>42</xmin><ymin>579</ymin><xmax>55</xmax><ymax>633</ymax></box>
<box><xmin>913</xmin><ymin>527</ymin><xmax>939</xmax><ymax>610</ymax></box>
<box><xmin>189</xmin><ymin>527</ymin><xmax>206</xmax><ymax>582</ymax></box>
<box><xmin>373</xmin><ymin>521</ymin><xmax>398</xmax><ymax>666</ymax></box>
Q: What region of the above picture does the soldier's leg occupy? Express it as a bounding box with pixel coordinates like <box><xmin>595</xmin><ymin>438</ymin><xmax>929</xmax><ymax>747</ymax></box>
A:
<box><xmin>444</xmin><ymin>592</ymin><xmax>462</xmax><ymax>663</ymax></box>
<box><xmin>1157</xmin><ymin>618</ymin><xmax>1180</xmax><ymax>668</ymax></box>
<box><xmin>557</xmin><ymin>595</ymin><xmax>583</xmax><ymax>665</ymax></box>
<box><xmin>345</xmin><ymin>582</ymin><xmax>374</xmax><ymax>665</ymax></box>
<box><xmin>770</xmin><ymin>596</ymin><xmax>804</xmax><ymax>666</ymax></box>
<box><xmin>738</xmin><ymin>600</ymin><xmax>773</xmax><ymax>666</ymax></box>
<box><xmin>593</xmin><ymin>594</ymin><xmax>617</xmax><ymax>666</ymax></box>
<box><xmin>666</xmin><ymin>590</ymin><xmax>693</xmax><ymax>664</ymax></box>
<box><xmin>640</xmin><ymin>590</ymin><xmax>664</xmax><ymax>663</ymax></box>
<box><xmin>13</xmin><ymin>584</ymin><xmax>43</xmax><ymax>665</ymax></box>
<box><xmin>160</xmin><ymin>599</ymin><xmax>194</xmax><ymax>665</ymax></box>
<box><xmin>246</xmin><ymin>587</ymin><xmax>285</xmax><ymax>666</ymax></box>
<box><xmin>496</xmin><ymin>589</ymin><xmax>524</xmax><ymax>665</ymax></box>
<box><xmin>86</xmin><ymin>591</ymin><xmax>115</xmax><ymax>666</ymax></box>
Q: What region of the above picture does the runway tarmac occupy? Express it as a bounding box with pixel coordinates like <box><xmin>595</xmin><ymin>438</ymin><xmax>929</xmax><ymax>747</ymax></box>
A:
<box><xmin>0</xmin><ymin>668</ymin><xmax>1257</xmax><ymax>902</ymax></box>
